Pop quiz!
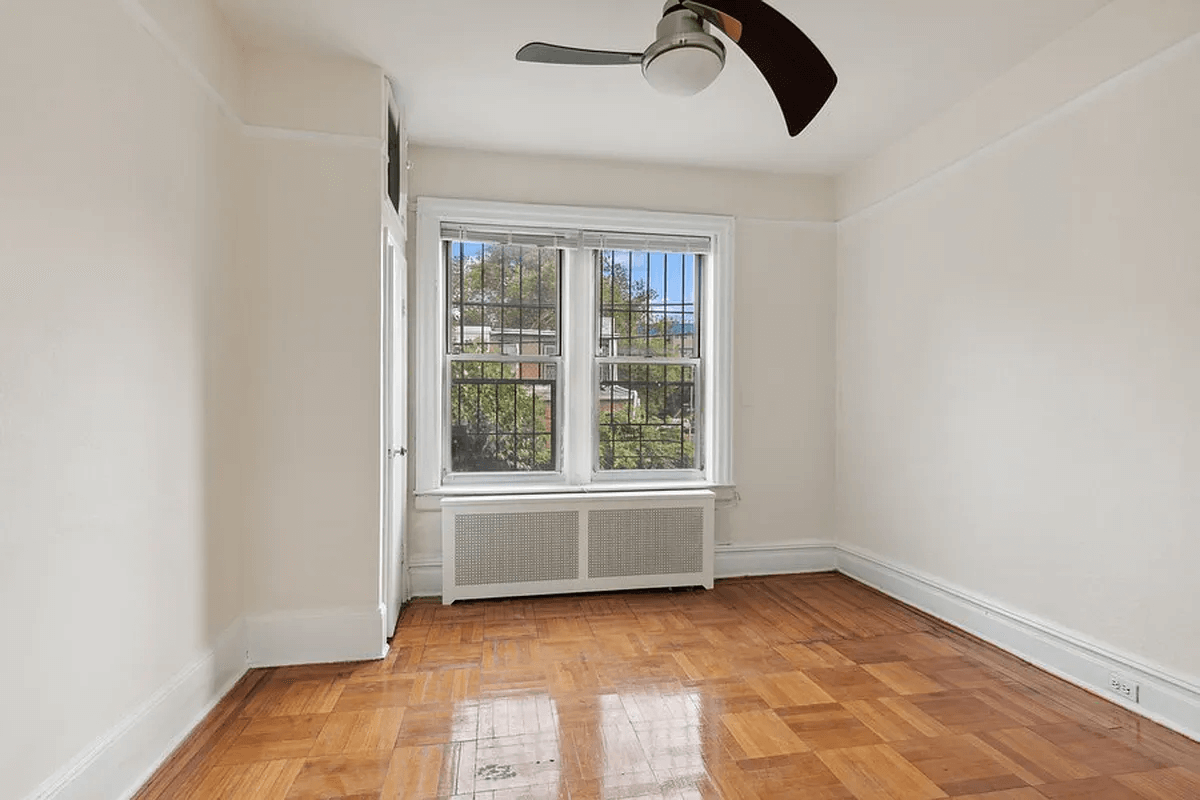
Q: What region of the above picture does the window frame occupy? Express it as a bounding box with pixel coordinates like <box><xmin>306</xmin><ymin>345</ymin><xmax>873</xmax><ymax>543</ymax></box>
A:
<box><xmin>415</xmin><ymin>197</ymin><xmax>734</xmax><ymax>497</ymax></box>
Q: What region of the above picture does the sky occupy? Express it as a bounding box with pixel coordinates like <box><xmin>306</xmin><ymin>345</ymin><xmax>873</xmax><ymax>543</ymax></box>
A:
<box><xmin>607</xmin><ymin>250</ymin><xmax>697</xmax><ymax>307</ymax></box>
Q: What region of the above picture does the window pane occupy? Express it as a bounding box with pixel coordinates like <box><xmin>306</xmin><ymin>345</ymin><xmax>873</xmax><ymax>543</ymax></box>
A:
<box><xmin>597</xmin><ymin>250</ymin><xmax>697</xmax><ymax>359</ymax></box>
<box><xmin>598</xmin><ymin>363</ymin><xmax>697</xmax><ymax>471</ymax></box>
<box><xmin>447</xmin><ymin>241</ymin><xmax>559</xmax><ymax>356</ymax></box>
<box><xmin>451</xmin><ymin>360</ymin><xmax>557</xmax><ymax>472</ymax></box>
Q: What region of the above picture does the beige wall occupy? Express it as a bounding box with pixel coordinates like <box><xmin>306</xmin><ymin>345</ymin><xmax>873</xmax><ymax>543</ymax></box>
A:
<box><xmin>405</xmin><ymin>146</ymin><xmax>839</xmax><ymax>563</ymax></box>
<box><xmin>0</xmin><ymin>0</ymin><xmax>392</xmax><ymax>791</ymax></box>
<box><xmin>0</xmin><ymin>0</ymin><xmax>245</xmax><ymax>796</ymax></box>
<box><xmin>241</xmin><ymin>49</ymin><xmax>384</xmax><ymax>138</ymax></box>
<box><xmin>837</xmin><ymin>12</ymin><xmax>1200</xmax><ymax>680</ymax></box>
<box><xmin>237</xmin><ymin>54</ymin><xmax>387</xmax><ymax>621</ymax></box>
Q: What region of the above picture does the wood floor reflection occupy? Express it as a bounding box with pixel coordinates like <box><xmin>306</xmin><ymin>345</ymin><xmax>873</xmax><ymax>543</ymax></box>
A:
<box><xmin>135</xmin><ymin>574</ymin><xmax>1200</xmax><ymax>799</ymax></box>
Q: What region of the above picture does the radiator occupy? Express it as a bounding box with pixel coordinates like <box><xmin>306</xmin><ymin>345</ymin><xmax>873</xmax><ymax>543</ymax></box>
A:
<box><xmin>440</xmin><ymin>490</ymin><xmax>714</xmax><ymax>604</ymax></box>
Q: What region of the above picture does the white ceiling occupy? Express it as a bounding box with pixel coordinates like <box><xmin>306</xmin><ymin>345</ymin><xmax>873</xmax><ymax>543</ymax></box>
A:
<box><xmin>215</xmin><ymin>0</ymin><xmax>1112</xmax><ymax>175</ymax></box>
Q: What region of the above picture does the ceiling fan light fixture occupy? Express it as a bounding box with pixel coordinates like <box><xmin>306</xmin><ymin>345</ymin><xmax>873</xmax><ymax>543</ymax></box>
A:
<box><xmin>514</xmin><ymin>0</ymin><xmax>838</xmax><ymax>136</ymax></box>
<box><xmin>641</xmin><ymin>37</ymin><xmax>725</xmax><ymax>96</ymax></box>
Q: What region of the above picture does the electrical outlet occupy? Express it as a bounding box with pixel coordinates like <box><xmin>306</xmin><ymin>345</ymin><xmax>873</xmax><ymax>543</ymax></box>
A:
<box><xmin>1109</xmin><ymin>672</ymin><xmax>1140</xmax><ymax>703</ymax></box>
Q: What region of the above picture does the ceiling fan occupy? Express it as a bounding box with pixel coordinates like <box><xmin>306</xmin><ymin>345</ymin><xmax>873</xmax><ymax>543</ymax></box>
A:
<box><xmin>515</xmin><ymin>0</ymin><xmax>837</xmax><ymax>137</ymax></box>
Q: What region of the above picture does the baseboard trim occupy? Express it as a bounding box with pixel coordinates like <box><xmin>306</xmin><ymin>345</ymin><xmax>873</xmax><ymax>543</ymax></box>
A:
<box><xmin>715</xmin><ymin>541</ymin><xmax>838</xmax><ymax>578</ymax></box>
<box><xmin>24</xmin><ymin>619</ymin><xmax>248</xmax><ymax>800</ymax></box>
<box><xmin>246</xmin><ymin>605</ymin><xmax>388</xmax><ymax>668</ymax></box>
<box><xmin>837</xmin><ymin>545</ymin><xmax>1200</xmax><ymax>743</ymax></box>
<box><xmin>408</xmin><ymin>558</ymin><xmax>443</xmax><ymax>598</ymax></box>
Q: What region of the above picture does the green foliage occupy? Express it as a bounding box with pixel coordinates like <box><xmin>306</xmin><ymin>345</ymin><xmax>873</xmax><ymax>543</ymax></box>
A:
<box><xmin>449</xmin><ymin>241</ymin><xmax>557</xmax><ymax>347</ymax></box>
<box><xmin>598</xmin><ymin>360</ymin><xmax>697</xmax><ymax>471</ymax></box>
<box><xmin>598</xmin><ymin>404</ymin><xmax>696</xmax><ymax>471</ymax></box>
<box><xmin>450</xmin><ymin>360</ymin><xmax>554</xmax><ymax>472</ymax></box>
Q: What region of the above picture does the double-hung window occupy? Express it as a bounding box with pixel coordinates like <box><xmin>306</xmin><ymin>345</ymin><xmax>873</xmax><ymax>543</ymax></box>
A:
<box><xmin>415</xmin><ymin>199</ymin><xmax>733</xmax><ymax>496</ymax></box>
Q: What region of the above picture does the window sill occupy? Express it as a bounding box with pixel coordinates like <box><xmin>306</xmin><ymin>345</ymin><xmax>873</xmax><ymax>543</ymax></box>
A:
<box><xmin>413</xmin><ymin>482</ymin><xmax>737</xmax><ymax>511</ymax></box>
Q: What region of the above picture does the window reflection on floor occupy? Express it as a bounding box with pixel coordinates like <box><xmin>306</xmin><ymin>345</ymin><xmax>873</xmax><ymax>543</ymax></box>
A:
<box><xmin>454</xmin><ymin>693</ymin><xmax>561</xmax><ymax>795</ymax></box>
<box><xmin>604</xmin><ymin>690</ymin><xmax>705</xmax><ymax>795</ymax></box>
<box><xmin>449</xmin><ymin>690</ymin><xmax>708</xmax><ymax>796</ymax></box>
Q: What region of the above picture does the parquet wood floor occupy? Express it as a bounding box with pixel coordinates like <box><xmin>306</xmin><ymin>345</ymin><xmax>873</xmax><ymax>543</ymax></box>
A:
<box><xmin>135</xmin><ymin>574</ymin><xmax>1200</xmax><ymax>799</ymax></box>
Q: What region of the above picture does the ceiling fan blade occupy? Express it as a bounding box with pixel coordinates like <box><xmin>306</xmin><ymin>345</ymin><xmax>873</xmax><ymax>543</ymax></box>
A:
<box><xmin>681</xmin><ymin>0</ymin><xmax>837</xmax><ymax>136</ymax></box>
<box><xmin>516</xmin><ymin>42</ymin><xmax>642</xmax><ymax>66</ymax></box>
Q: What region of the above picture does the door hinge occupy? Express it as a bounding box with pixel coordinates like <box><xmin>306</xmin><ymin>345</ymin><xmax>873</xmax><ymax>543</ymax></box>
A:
<box><xmin>389</xmin><ymin>446</ymin><xmax>407</xmax><ymax>458</ymax></box>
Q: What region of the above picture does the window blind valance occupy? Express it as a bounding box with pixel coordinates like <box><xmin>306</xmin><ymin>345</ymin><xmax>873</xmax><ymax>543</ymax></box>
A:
<box><xmin>440</xmin><ymin>223</ymin><xmax>711</xmax><ymax>254</ymax></box>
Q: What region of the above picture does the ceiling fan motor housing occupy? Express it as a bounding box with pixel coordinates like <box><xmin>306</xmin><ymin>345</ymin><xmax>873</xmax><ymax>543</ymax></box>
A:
<box><xmin>641</xmin><ymin>3</ymin><xmax>726</xmax><ymax>96</ymax></box>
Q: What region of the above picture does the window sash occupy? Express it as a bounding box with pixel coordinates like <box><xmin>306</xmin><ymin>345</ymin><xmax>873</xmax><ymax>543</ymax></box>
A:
<box><xmin>595</xmin><ymin>358</ymin><xmax>703</xmax><ymax>474</ymax></box>
<box><xmin>444</xmin><ymin>355</ymin><xmax>563</xmax><ymax>478</ymax></box>
<box><xmin>444</xmin><ymin>240</ymin><xmax>561</xmax><ymax>358</ymax></box>
<box><xmin>595</xmin><ymin>251</ymin><xmax>702</xmax><ymax>362</ymax></box>
<box><xmin>443</xmin><ymin>237</ymin><xmax>564</xmax><ymax>478</ymax></box>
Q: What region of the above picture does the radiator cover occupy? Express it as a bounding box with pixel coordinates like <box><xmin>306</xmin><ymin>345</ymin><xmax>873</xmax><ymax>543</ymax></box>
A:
<box><xmin>441</xmin><ymin>491</ymin><xmax>714</xmax><ymax>604</ymax></box>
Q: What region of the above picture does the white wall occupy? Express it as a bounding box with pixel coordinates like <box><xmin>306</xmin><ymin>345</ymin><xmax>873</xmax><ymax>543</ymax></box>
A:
<box><xmin>838</xmin><ymin>0</ymin><xmax>1200</xmax><ymax>219</ymax></box>
<box><xmin>405</xmin><ymin>146</ymin><xmax>838</xmax><ymax>567</ymax></box>
<box><xmin>0</xmin><ymin>0</ymin><xmax>246</xmax><ymax>797</ymax></box>
<box><xmin>837</xmin><ymin>5</ymin><xmax>1200</xmax><ymax>685</ymax></box>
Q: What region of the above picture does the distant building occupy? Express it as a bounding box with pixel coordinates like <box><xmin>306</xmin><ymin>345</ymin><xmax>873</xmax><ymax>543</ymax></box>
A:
<box><xmin>598</xmin><ymin>384</ymin><xmax>639</xmax><ymax>415</ymax></box>
<box><xmin>452</xmin><ymin>324</ymin><xmax>556</xmax><ymax>379</ymax></box>
<box><xmin>453</xmin><ymin>323</ymin><xmax>647</xmax><ymax>420</ymax></box>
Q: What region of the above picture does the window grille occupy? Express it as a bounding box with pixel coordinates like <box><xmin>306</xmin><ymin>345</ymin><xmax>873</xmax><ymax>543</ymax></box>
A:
<box><xmin>445</xmin><ymin>240</ymin><xmax>561</xmax><ymax>473</ymax></box>
<box><xmin>597</xmin><ymin>249</ymin><xmax>702</xmax><ymax>472</ymax></box>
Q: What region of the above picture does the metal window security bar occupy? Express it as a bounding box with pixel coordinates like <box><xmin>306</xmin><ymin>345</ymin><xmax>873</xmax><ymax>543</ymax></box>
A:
<box><xmin>596</xmin><ymin>249</ymin><xmax>702</xmax><ymax>472</ymax></box>
<box><xmin>445</xmin><ymin>238</ymin><xmax>561</xmax><ymax>474</ymax></box>
<box><xmin>440</xmin><ymin>222</ymin><xmax>711</xmax><ymax>478</ymax></box>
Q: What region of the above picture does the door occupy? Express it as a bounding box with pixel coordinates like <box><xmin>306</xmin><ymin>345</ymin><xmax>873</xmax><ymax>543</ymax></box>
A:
<box><xmin>383</xmin><ymin>230</ymin><xmax>408</xmax><ymax>633</ymax></box>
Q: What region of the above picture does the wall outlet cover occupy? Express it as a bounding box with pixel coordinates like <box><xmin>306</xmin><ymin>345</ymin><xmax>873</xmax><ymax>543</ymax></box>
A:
<box><xmin>1109</xmin><ymin>671</ymin><xmax>1140</xmax><ymax>703</ymax></box>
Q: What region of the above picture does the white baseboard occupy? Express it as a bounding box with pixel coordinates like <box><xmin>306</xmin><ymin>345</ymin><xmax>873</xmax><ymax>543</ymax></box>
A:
<box><xmin>715</xmin><ymin>541</ymin><xmax>838</xmax><ymax>578</ymax></box>
<box><xmin>408</xmin><ymin>558</ymin><xmax>443</xmax><ymax>598</ymax></box>
<box><xmin>24</xmin><ymin>619</ymin><xmax>248</xmax><ymax>800</ymax></box>
<box><xmin>246</xmin><ymin>605</ymin><xmax>388</xmax><ymax>667</ymax></box>
<box><xmin>837</xmin><ymin>545</ymin><xmax>1200</xmax><ymax>743</ymax></box>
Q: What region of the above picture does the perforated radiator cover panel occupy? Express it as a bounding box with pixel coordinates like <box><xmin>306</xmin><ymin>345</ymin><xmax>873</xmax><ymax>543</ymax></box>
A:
<box><xmin>588</xmin><ymin>507</ymin><xmax>704</xmax><ymax>578</ymax></box>
<box><xmin>454</xmin><ymin>510</ymin><xmax>579</xmax><ymax>586</ymax></box>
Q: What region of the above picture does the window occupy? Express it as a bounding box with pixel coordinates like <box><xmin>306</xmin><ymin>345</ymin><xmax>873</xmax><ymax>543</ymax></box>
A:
<box><xmin>446</xmin><ymin>239</ymin><xmax>560</xmax><ymax>473</ymax></box>
<box><xmin>416</xmin><ymin>199</ymin><xmax>733</xmax><ymax>495</ymax></box>
<box><xmin>597</xmin><ymin>249</ymin><xmax>700</xmax><ymax>471</ymax></box>
<box><xmin>386</xmin><ymin>109</ymin><xmax>401</xmax><ymax>214</ymax></box>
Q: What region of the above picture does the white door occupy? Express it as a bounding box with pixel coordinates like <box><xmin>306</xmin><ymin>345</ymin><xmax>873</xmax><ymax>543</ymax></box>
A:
<box><xmin>383</xmin><ymin>231</ymin><xmax>408</xmax><ymax>633</ymax></box>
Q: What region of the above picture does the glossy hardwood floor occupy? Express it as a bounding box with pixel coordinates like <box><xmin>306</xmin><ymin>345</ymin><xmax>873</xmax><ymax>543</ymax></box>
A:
<box><xmin>136</xmin><ymin>574</ymin><xmax>1200</xmax><ymax>799</ymax></box>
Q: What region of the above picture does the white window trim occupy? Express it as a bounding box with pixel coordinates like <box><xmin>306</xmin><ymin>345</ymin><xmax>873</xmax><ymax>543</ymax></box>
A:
<box><xmin>415</xmin><ymin>197</ymin><xmax>734</xmax><ymax>499</ymax></box>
